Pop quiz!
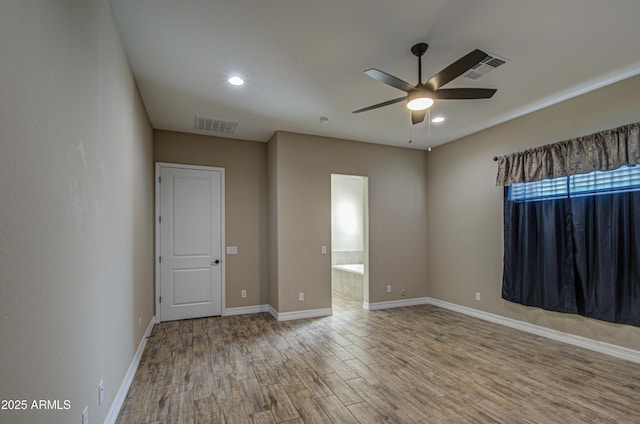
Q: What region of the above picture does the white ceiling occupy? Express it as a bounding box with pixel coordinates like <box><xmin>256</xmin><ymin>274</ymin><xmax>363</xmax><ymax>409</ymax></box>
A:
<box><xmin>110</xmin><ymin>0</ymin><xmax>640</xmax><ymax>150</ymax></box>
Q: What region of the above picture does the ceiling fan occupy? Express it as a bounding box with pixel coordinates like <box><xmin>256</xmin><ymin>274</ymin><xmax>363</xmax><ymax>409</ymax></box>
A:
<box><xmin>353</xmin><ymin>43</ymin><xmax>497</xmax><ymax>124</ymax></box>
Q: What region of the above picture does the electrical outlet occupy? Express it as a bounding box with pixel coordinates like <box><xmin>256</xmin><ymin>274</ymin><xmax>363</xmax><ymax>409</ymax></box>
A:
<box><xmin>475</xmin><ymin>292</ymin><xmax>481</xmax><ymax>301</ymax></box>
<box><xmin>241</xmin><ymin>290</ymin><xmax>247</xmax><ymax>298</ymax></box>
<box><xmin>298</xmin><ymin>292</ymin><xmax>304</xmax><ymax>301</ymax></box>
<box><xmin>386</xmin><ymin>284</ymin><xmax>392</xmax><ymax>293</ymax></box>
<box><xmin>98</xmin><ymin>381</ymin><xmax>104</xmax><ymax>405</ymax></box>
<box><xmin>82</xmin><ymin>406</ymin><xmax>89</xmax><ymax>424</ymax></box>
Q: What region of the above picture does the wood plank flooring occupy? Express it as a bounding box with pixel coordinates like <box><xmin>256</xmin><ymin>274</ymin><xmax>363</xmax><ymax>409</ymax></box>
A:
<box><xmin>117</xmin><ymin>293</ymin><xmax>640</xmax><ymax>423</ymax></box>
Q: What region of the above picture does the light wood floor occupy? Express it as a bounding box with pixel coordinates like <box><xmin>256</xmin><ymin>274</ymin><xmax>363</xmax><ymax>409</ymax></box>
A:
<box><xmin>117</xmin><ymin>293</ymin><xmax>640</xmax><ymax>423</ymax></box>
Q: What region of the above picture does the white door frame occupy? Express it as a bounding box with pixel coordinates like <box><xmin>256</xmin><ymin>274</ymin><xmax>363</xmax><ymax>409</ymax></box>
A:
<box><xmin>155</xmin><ymin>162</ymin><xmax>226</xmax><ymax>321</ymax></box>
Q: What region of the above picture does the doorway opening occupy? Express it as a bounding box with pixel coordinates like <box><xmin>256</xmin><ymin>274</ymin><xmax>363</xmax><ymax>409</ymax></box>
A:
<box><xmin>331</xmin><ymin>174</ymin><xmax>369</xmax><ymax>310</ymax></box>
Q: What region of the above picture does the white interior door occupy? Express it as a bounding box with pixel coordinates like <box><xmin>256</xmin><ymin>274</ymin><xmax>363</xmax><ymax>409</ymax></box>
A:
<box><xmin>157</xmin><ymin>164</ymin><xmax>224</xmax><ymax>321</ymax></box>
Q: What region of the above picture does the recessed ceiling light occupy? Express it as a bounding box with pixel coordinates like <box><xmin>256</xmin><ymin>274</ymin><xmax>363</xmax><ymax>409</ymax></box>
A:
<box><xmin>431</xmin><ymin>116</ymin><xmax>445</xmax><ymax>123</ymax></box>
<box><xmin>228</xmin><ymin>76</ymin><xmax>244</xmax><ymax>86</ymax></box>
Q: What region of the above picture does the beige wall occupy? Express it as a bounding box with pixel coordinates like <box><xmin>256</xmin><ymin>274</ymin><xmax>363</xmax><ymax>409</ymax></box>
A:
<box><xmin>267</xmin><ymin>133</ymin><xmax>280</xmax><ymax>309</ymax></box>
<box><xmin>270</xmin><ymin>132</ymin><xmax>429</xmax><ymax>312</ymax></box>
<box><xmin>5</xmin><ymin>3</ymin><xmax>639</xmax><ymax>424</ymax></box>
<box><xmin>157</xmin><ymin>130</ymin><xmax>428</xmax><ymax>314</ymax></box>
<box><xmin>154</xmin><ymin>130</ymin><xmax>270</xmax><ymax>308</ymax></box>
<box><xmin>0</xmin><ymin>1</ymin><xmax>154</xmax><ymax>423</ymax></box>
<box><xmin>426</xmin><ymin>74</ymin><xmax>640</xmax><ymax>350</ymax></box>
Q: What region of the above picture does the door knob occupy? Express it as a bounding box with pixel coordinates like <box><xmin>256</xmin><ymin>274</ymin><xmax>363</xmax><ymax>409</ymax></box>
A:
<box><xmin>211</xmin><ymin>259</ymin><xmax>220</xmax><ymax>265</ymax></box>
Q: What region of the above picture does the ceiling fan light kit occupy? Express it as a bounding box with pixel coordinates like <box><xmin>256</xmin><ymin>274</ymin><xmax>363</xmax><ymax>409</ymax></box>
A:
<box><xmin>354</xmin><ymin>42</ymin><xmax>497</xmax><ymax>124</ymax></box>
<box><xmin>407</xmin><ymin>91</ymin><xmax>433</xmax><ymax>111</ymax></box>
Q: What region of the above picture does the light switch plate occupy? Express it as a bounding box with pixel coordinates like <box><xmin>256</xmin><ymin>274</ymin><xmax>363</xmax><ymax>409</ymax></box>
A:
<box><xmin>226</xmin><ymin>246</ymin><xmax>238</xmax><ymax>255</ymax></box>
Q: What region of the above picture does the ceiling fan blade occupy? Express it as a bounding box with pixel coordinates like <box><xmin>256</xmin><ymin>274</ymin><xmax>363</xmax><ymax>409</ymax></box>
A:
<box><xmin>432</xmin><ymin>88</ymin><xmax>497</xmax><ymax>99</ymax></box>
<box><xmin>411</xmin><ymin>109</ymin><xmax>427</xmax><ymax>125</ymax></box>
<box><xmin>352</xmin><ymin>96</ymin><xmax>406</xmax><ymax>113</ymax></box>
<box><xmin>364</xmin><ymin>69</ymin><xmax>415</xmax><ymax>93</ymax></box>
<box><xmin>426</xmin><ymin>49</ymin><xmax>489</xmax><ymax>91</ymax></box>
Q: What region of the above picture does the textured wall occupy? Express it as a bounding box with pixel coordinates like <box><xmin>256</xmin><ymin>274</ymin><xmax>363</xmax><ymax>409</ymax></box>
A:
<box><xmin>426</xmin><ymin>74</ymin><xmax>640</xmax><ymax>351</ymax></box>
<box><xmin>154</xmin><ymin>130</ymin><xmax>269</xmax><ymax>309</ymax></box>
<box><xmin>0</xmin><ymin>1</ymin><xmax>154</xmax><ymax>423</ymax></box>
<box><xmin>270</xmin><ymin>131</ymin><xmax>428</xmax><ymax>313</ymax></box>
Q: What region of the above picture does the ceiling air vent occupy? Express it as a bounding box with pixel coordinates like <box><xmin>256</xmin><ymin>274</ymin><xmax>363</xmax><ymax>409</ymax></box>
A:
<box><xmin>463</xmin><ymin>54</ymin><xmax>508</xmax><ymax>80</ymax></box>
<box><xmin>194</xmin><ymin>116</ymin><xmax>238</xmax><ymax>135</ymax></box>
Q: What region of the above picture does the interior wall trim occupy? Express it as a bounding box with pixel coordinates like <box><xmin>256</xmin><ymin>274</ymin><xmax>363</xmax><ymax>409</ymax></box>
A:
<box><xmin>105</xmin><ymin>316</ymin><xmax>156</xmax><ymax>424</ymax></box>
<box><xmin>364</xmin><ymin>297</ymin><xmax>430</xmax><ymax>310</ymax></box>
<box><xmin>427</xmin><ymin>298</ymin><xmax>640</xmax><ymax>364</ymax></box>
<box><xmin>268</xmin><ymin>306</ymin><xmax>333</xmax><ymax>322</ymax></box>
<box><xmin>223</xmin><ymin>305</ymin><xmax>270</xmax><ymax>316</ymax></box>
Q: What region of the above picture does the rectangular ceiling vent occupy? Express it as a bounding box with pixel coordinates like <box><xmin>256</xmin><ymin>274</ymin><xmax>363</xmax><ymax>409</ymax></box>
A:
<box><xmin>194</xmin><ymin>116</ymin><xmax>238</xmax><ymax>135</ymax></box>
<box><xmin>464</xmin><ymin>54</ymin><xmax>508</xmax><ymax>80</ymax></box>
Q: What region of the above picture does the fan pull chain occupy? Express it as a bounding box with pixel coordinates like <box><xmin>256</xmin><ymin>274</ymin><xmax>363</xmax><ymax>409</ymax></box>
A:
<box><xmin>408</xmin><ymin>113</ymin><xmax>414</xmax><ymax>144</ymax></box>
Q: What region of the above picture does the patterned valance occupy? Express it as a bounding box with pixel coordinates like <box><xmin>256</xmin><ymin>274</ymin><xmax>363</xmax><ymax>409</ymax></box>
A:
<box><xmin>495</xmin><ymin>122</ymin><xmax>640</xmax><ymax>186</ymax></box>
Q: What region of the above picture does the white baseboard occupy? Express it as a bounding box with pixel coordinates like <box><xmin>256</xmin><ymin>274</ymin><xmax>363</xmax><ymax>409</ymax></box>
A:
<box><xmin>427</xmin><ymin>298</ymin><xmax>640</xmax><ymax>364</ymax></box>
<box><xmin>223</xmin><ymin>305</ymin><xmax>270</xmax><ymax>316</ymax></box>
<box><xmin>104</xmin><ymin>316</ymin><xmax>156</xmax><ymax>424</ymax></box>
<box><xmin>269</xmin><ymin>306</ymin><xmax>332</xmax><ymax>321</ymax></box>
<box><xmin>268</xmin><ymin>305</ymin><xmax>279</xmax><ymax>321</ymax></box>
<box><xmin>364</xmin><ymin>297</ymin><xmax>430</xmax><ymax>310</ymax></box>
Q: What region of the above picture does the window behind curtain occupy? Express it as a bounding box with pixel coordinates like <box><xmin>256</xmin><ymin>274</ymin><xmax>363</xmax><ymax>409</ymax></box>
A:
<box><xmin>502</xmin><ymin>165</ymin><xmax>640</xmax><ymax>326</ymax></box>
<box><xmin>509</xmin><ymin>165</ymin><xmax>640</xmax><ymax>201</ymax></box>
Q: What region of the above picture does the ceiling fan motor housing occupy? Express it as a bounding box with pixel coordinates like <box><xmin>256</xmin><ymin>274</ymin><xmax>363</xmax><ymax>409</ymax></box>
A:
<box><xmin>411</xmin><ymin>43</ymin><xmax>429</xmax><ymax>57</ymax></box>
